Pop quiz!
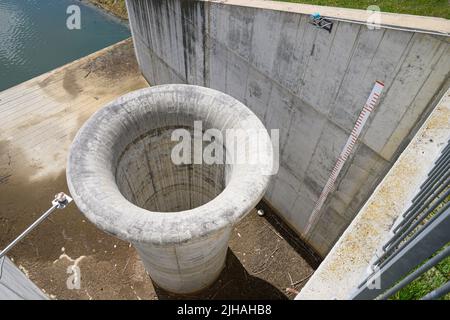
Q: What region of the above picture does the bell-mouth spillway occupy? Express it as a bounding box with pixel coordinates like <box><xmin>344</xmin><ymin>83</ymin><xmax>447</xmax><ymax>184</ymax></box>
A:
<box><xmin>66</xmin><ymin>84</ymin><xmax>274</xmax><ymax>293</ymax></box>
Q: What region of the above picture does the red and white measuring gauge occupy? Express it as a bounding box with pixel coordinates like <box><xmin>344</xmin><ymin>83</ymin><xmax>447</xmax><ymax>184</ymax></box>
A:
<box><xmin>305</xmin><ymin>81</ymin><xmax>385</xmax><ymax>235</ymax></box>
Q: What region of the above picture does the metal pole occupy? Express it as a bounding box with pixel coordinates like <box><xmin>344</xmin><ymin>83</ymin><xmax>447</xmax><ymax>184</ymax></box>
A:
<box><xmin>378</xmin><ymin>246</ymin><xmax>450</xmax><ymax>300</ymax></box>
<box><xmin>421</xmin><ymin>281</ymin><xmax>450</xmax><ymax>300</ymax></box>
<box><xmin>351</xmin><ymin>207</ymin><xmax>450</xmax><ymax>299</ymax></box>
<box><xmin>0</xmin><ymin>193</ymin><xmax>72</xmax><ymax>260</ymax></box>
<box><xmin>0</xmin><ymin>205</ymin><xmax>57</xmax><ymax>260</ymax></box>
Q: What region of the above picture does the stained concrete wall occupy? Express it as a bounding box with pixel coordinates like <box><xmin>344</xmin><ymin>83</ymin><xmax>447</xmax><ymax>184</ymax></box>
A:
<box><xmin>297</xmin><ymin>88</ymin><xmax>450</xmax><ymax>299</ymax></box>
<box><xmin>125</xmin><ymin>0</ymin><xmax>450</xmax><ymax>256</ymax></box>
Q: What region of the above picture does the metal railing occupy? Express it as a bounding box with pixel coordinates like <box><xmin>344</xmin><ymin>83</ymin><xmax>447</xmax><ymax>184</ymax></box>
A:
<box><xmin>0</xmin><ymin>193</ymin><xmax>72</xmax><ymax>299</ymax></box>
<box><xmin>0</xmin><ymin>193</ymin><xmax>72</xmax><ymax>261</ymax></box>
<box><xmin>351</xmin><ymin>141</ymin><xmax>450</xmax><ymax>300</ymax></box>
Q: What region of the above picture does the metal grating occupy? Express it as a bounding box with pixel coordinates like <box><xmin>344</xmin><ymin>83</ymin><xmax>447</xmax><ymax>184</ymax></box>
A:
<box><xmin>351</xmin><ymin>140</ymin><xmax>450</xmax><ymax>300</ymax></box>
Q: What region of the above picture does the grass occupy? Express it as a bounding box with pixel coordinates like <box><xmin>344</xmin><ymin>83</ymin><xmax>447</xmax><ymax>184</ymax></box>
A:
<box><xmin>274</xmin><ymin>1</ymin><xmax>450</xmax><ymax>19</ymax></box>
<box><xmin>95</xmin><ymin>0</ymin><xmax>450</xmax><ymax>20</ymax></box>
<box><xmin>89</xmin><ymin>0</ymin><xmax>128</xmax><ymax>20</ymax></box>
<box><xmin>390</xmin><ymin>248</ymin><xmax>450</xmax><ymax>300</ymax></box>
<box><xmin>390</xmin><ymin>193</ymin><xmax>450</xmax><ymax>300</ymax></box>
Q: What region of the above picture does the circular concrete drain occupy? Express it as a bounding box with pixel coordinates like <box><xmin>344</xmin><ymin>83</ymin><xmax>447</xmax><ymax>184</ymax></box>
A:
<box><xmin>67</xmin><ymin>84</ymin><xmax>273</xmax><ymax>293</ymax></box>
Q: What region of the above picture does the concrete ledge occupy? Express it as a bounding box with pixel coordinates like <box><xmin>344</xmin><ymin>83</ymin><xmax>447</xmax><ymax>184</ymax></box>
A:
<box><xmin>0</xmin><ymin>257</ymin><xmax>48</xmax><ymax>300</ymax></box>
<box><xmin>206</xmin><ymin>0</ymin><xmax>450</xmax><ymax>35</ymax></box>
<box><xmin>296</xmin><ymin>87</ymin><xmax>450</xmax><ymax>299</ymax></box>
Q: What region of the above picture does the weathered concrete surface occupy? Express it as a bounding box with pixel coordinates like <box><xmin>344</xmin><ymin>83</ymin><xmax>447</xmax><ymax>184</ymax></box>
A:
<box><xmin>0</xmin><ymin>257</ymin><xmax>48</xmax><ymax>300</ymax></box>
<box><xmin>67</xmin><ymin>84</ymin><xmax>273</xmax><ymax>293</ymax></box>
<box><xmin>206</xmin><ymin>0</ymin><xmax>450</xmax><ymax>34</ymax></box>
<box><xmin>296</xmin><ymin>88</ymin><xmax>450</xmax><ymax>299</ymax></box>
<box><xmin>126</xmin><ymin>0</ymin><xmax>450</xmax><ymax>255</ymax></box>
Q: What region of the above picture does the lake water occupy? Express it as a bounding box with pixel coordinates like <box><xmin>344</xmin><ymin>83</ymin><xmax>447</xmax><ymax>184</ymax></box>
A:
<box><xmin>0</xmin><ymin>0</ymin><xmax>130</xmax><ymax>91</ymax></box>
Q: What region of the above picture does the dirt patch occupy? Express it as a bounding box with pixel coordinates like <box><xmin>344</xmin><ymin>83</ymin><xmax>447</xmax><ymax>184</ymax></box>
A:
<box><xmin>87</xmin><ymin>0</ymin><xmax>129</xmax><ymax>21</ymax></box>
<box><xmin>0</xmin><ymin>140</ymin><xmax>154</xmax><ymax>299</ymax></box>
<box><xmin>80</xmin><ymin>39</ymin><xmax>139</xmax><ymax>80</ymax></box>
<box><xmin>37</xmin><ymin>39</ymin><xmax>142</xmax><ymax>103</ymax></box>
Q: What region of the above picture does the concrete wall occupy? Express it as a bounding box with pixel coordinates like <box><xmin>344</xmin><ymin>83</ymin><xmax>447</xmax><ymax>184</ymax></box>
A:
<box><xmin>125</xmin><ymin>0</ymin><xmax>450</xmax><ymax>256</ymax></box>
<box><xmin>297</xmin><ymin>88</ymin><xmax>450</xmax><ymax>299</ymax></box>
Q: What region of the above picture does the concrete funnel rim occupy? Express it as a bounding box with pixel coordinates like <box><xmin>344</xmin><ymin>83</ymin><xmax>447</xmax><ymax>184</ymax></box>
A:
<box><xmin>67</xmin><ymin>84</ymin><xmax>273</xmax><ymax>245</ymax></box>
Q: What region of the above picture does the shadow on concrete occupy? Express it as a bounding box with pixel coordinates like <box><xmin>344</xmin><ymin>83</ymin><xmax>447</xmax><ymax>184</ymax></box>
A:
<box><xmin>257</xmin><ymin>200</ymin><xmax>323</xmax><ymax>269</ymax></box>
<box><xmin>153</xmin><ymin>249</ymin><xmax>287</xmax><ymax>300</ymax></box>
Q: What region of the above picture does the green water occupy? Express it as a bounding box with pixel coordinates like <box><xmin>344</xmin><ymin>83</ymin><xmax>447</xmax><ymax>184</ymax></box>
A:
<box><xmin>0</xmin><ymin>0</ymin><xmax>130</xmax><ymax>91</ymax></box>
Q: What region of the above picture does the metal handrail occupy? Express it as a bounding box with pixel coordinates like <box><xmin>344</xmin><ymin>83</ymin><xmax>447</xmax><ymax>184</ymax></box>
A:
<box><xmin>0</xmin><ymin>193</ymin><xmax>72</xmax><ymax>261</ymax></box>
<box><xmin>351</xmin><ymin>140</ymin><xmax>450</xmax><ymax>300</ymax></box>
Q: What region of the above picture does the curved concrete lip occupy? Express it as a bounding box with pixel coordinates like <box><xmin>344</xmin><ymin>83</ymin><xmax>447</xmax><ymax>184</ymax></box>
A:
<box><xmin>67</xmin><ymin>84</ymin><xmax>273</xmax><ymax>246</ymax></box>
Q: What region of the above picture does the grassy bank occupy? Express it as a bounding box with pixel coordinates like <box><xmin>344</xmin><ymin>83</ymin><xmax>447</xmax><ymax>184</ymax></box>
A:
<box><xmin>89</xmin><ymin>0</ymin><xmax>128</xmax><ymax>20</ymax></box>
<box><xmin>90</xmin><ymin>0</ymin><xmax>450</xmax><ymax>20</ymax></box>
<box><xmin>276</xmin><ymin>0</ymin><xmax>450</xmax><ymax>19</ymax></box>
